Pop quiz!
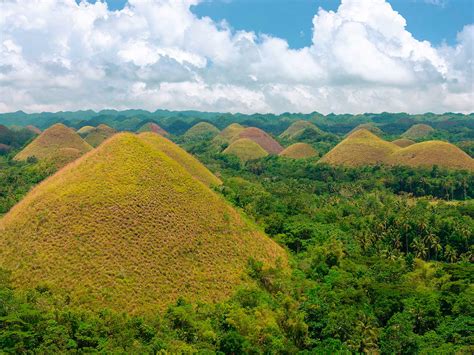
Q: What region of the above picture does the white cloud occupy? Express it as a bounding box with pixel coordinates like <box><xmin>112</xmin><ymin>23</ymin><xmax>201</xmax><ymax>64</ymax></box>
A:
<box><xmin>0</xmin><ymin>0</ymin><xmax>472</xmax><ymax>114</ymax></box>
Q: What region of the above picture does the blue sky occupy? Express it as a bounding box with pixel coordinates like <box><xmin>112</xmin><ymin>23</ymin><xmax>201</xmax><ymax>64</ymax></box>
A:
<box><xmin>104</xmin><ymin>0</ymin><xmax>474</xmax><ymax>48</ymax></box>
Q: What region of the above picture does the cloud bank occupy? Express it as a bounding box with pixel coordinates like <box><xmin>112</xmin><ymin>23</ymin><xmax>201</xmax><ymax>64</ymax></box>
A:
<box><xmin>0</xmin><ymin>0</ymin><xmax>472</xmax><ymax>114</ymax></box>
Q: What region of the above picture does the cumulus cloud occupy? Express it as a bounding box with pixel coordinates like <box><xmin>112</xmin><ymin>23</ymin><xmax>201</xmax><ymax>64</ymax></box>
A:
<box><xmin>0</xmin><ymin>0</ymin><xmax>472</xmax><ymax>114</ymax></box>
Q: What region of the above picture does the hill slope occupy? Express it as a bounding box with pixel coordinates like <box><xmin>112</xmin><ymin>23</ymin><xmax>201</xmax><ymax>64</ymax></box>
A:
<box><xmin>231</xmin><ymin>127</ymin><xmax>284</xmax><ymax>154</ymax></box>
<box><xmin>279</xmin><ymin>143</ymin><xmax>318</xmax><ymax>159</ymax></box>
<box><xmin>347</xmin><ymin>123</ymin><xmax>384</xmax><ymax>137</ymax></box>
<box><xmin>279</xmin><ymin>120</ymin><xmax>323</xmax><ymax>140</ymax></box>
<box><xmin>387</xmin><ymin>141</ymin><xmax>474</xmax><ymax>171</ymax></box>
<box><xmin>139</xmin><ymin>132</ymin><xmax>221</xmax><ymax>186</ymax></box>
<box><xmin>137</xmin><ymin>122</ymin><xmax>168</xmax><ymax>136</ymax></box>
<box><xmin>213</xmin><ymin>123</ymin><xmax>245</xmax><ymax>144</ymax></box>
<box><xmin>84</xmin><ymin>124</ymin><xmax>117</xmax><ymax>147</ymax></box>
<box><xmin>223</xmin><ymin>138</ymin><xmax>269</xmax><ymax>162</ymax></box>
<box><xmin>14</xmin><ymin>123</ymin><xmax>93</xmax><ymax>167</ymax></box>
<box><xmin>0</xmin><ymin>133</ymin><xmax>285</xmax><ymax>313</ymax></box>
<box><xmin>77</xmin><ymin>125</ymin><xmax>95</xmax><ymax>136</ymax></box>
<box><xmin>319</xmin><ymin>129</ymin><xmax>400</xmax><ymax>167</ymax></box>
<box><xmin>184</xmin><ymin>122</ymin><xmax>220</xmax><ymax>140</ymax></box>
<box><xmin>402</xmin><ymin>124</ymin><xmax>435</xmax><ymax>140</ymax></box>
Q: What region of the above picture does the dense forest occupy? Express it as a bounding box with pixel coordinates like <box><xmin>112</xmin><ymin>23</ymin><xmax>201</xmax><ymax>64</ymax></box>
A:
<box><xmin>0</xmin><ymin>114</ymin><xmax>472</xmax><ymax>353</ymax></box>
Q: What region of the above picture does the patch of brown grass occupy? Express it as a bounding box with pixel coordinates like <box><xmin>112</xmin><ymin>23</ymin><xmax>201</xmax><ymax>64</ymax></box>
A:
<box><xmin>213</xmin><ymin>123</ymin><xmax>245</xmax><ymax>145</ymax></box>
<box><xmin>223</xmin><ymin>138</ymin><xmax>269</xmax><ymax>162</ymax></box>
<box><xmin>14</xmin><ymin>123</ymin><xmax>93</xmax><ymax>168</ymax></box>
<box><xmin>26</xmin><ymin>125</ymin><xmax>41</xmax><ymax>135</ymax></box>
<box><xmin>392</xmin><ymin>138</ymin><xmax>415</xmax><ymax>148</ymax></box>
<box><xmin>279</xmin><ymin>143</ymin><xmax>318</xmax><ymax>159</ymax></box>
<box><xmin>0</xmin><ymin>133</ymin><xmax>286</xmax><ymax>314</ymax></box>
<box><xmin>231</xmin><ymin>127</ymin><xmax>284</xmax><ymax>154</ymax></box>
<box><xmin>77</xmin><ymin>125</ymin><xmax>96</xmax><ymax>136</ymax></box>
<box><xmin>137</xmin><ymin>122</ymin><xmax>168</xmax><ymax>136</ymax></box>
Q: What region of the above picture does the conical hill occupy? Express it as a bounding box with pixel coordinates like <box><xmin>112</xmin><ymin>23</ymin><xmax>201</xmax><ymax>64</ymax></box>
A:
<box><xmin>137</xmin><ymin>122</ymin><xmax>168</xmax><ymax>136</ymax></box>
<box><xmin>402</xmin><ymin>124</ymin><xmax>435</xmax><ymax>140</ymax></box>
<box><xmin>347</xmin><ymin>123</ymin><xmax>384</xmax><ymax>137</ymax></box>
<box><xmin>392</xmin><ymin>138</ymin><xmax>415</xmax><ymax>148</ymax></box>
<box><xmin>184</xmin><ymin>122</ymin><xmax>220</xmax><ymax>140</ymax></box>
<box><xmin>223</xmin><ymin>138</ymin><xmax>269</xmax><ymax>162</ymax></box>
<box><xmin>0</xmin><ymin>133</ymin><xmax>285</xmax><ymax>313</ymax></box>
<box><xmin>279</xmin><ymin>120</ymin><xmax>323</xmax><ymax>140</ymax></box>
<box><xmin>231</xmin><ymin>127</ymin><xmax>284</xmax><ymax>154</ymax></box>
<box><xmin>279</xmin><ymin>143</ymin><xmax>318</xmax><ymax>159</ymax></box>
<box><xmin>84</xmin><ymin>124</ymin><xmax>117</xmax><ymax>147</ymax></box>
<box><xmin>319</xmin><ymin>129</ymin><xmax>400</xmax><ymax>167</ymax></box>
<box><xmin>14</xmin><ymin>123</ymin><xmax>93</xmax><ymax>167</ymax></box>
<box><xmin>213</xmin><ymin>123</ymin><xmax>245</xmax><ymax>144</ymax></box>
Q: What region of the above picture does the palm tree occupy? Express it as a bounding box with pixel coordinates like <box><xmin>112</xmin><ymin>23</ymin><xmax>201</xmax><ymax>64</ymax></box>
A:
<box><xmin>444</xmin><ymin>245</ymin><xmax>457</xmax><ymax>263</ymax></box>
<box><xmin>412</xmin><ymin>238</ymin><xmax>428</xmax><ymax>260</ymax></box>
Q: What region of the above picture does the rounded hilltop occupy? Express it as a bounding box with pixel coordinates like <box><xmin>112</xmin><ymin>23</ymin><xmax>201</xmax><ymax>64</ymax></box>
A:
<box><xmin>347</xmin><ymin>123</ymin><xmax>384</xmax><ymax>137</ymax></box>
<box><xmin>213</xmin><ymin>123</ymin><xmax>245</xmax><ymax>144</ymax></box>
<box><xmin>77</xmin><ymin>125</ymin><xmax>95</xmax><ymax>136</ymax></box>
<box><xmin>83</xmin><ymin>124</ymin><xmax>117</xmax><ymax>147</ymax></box>
<box><xmin>279</xmin><ymin>120</ymin><xmax>323</xmax><ymax>140</ymax></box>
<box><xmin>14</xmin><ymin>123</ymin><xmax>93</xmax><ymax>168</ymax></box>
<box><xmin>402</xmin><ymin>124</ymin><xmax>435</xmax><ymax>140</ymax></box>
<box><xmin>279</xmin><ymin>143</ymin><xmax>318</xmax><ymax>159</ymax></box>
<box><xmin>387</xmin><ymin>140</ymin><xmax>474</xmax><ymax>171</ymax></box>
<box><xmin>184</xmin><ymin>122</ymin><xmax>220</xmax><ymax>140</ymax></box>
<box><xmin>223</xmin><ymin>138</ymin><xmax>269</xmax><ymax>162</ymax></box>
<box><xmin>392</xmin><ymin>138</ymin><xmax>415</xmax><ymax>148</ymax></box>
<box><xmin>137</xmin><ymin>122</ymin><xmax>168</xmax><ymax>136</ymax></box>
<box><xmin>0</xmin><ymin>133</ymin><xmax>286</xmax><ymax>314</ymax></box>
<box><xmin>319</xmin><ymin>129</ymin><xmax>399</xmax><ymax>167</ymax></box>
<box><xmin>231</xmin><ymin>127</ymin><xmax>284</xmax><ymax>154</ymax></box>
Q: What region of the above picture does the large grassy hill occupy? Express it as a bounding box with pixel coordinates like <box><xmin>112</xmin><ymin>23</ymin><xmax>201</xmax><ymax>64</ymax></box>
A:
<box><xmin>14</xmin><ymin>123</ymin><xmax>93</xmax><ymax>167</ymax></box>
<box><xmin>223</xmin><ymin>138</ymin><xmax>269</xmax><ymax>162</ymax></box>
<box><xmin>213</xmin><ymin>123</ymin><xmax>245</xmax><ymax>144</ymax></box>
<box><xmin>183</xmin><ymin>122</ymin><xmax>220</xmax><ymax>140</ymax></box>
<box><xmin>0</xmin><ymin>133</ymin><xmax>285</xmax><ymax>313</ymax></box>
<box><xmin>279</xmin><ymin>120</ymin><xmax>323</xmax><ymax>140</ymax></box>
<box><xmin>279</xmin><ymin>143</ymin><xmax>318</xmax><ymax>159</ymax></box>
<box><xmin>319</xmin><ymin>129</ymin><xmax>399</xmax><ymax>167</ymax></box>
<box><xmin>402</xmin><ymin>124</ymin><xmax>435</xmax><ymax>140</ymax></box>
<box><xmin>231</xmin><ymin>127</ymin><xmax>284</xmax><ymax>154</ymax></box>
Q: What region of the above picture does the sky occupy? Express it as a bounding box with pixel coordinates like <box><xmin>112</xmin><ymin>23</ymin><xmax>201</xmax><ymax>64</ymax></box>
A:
<box><xmin>0</xmin><ymin>0</ymin><xmax>473</xmax><ymax>114</ymax></box>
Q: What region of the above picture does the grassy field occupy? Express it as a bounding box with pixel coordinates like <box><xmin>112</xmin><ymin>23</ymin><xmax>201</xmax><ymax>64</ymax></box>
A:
<box><xmin>279</xmin><ymin>142</ymin><xmax>318</xmax><ymax>159</ymax></box>
<box><xmin>223</xmin><ymin>138</ymin><xmax>269</xmax><ymax>162</ymax></box>
<box><xmin>0</xmin><ymin>133</ymin><xmax>286</xmax><ymax>314</ymax></box>
<box><xmin>14</xmin><ymin>123</ymin><xmax>93</xmax><ymax>168</ymax></box>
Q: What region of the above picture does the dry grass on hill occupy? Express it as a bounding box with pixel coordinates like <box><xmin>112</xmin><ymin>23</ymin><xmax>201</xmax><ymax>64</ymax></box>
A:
<box><xmin>137</xmin><ymin>122</ymin><xmax>168</xmax><ymax>136</ymax></box>
<box><xmin>387</xmin><ymin>141</ymin><xmax>474</xmax><ymax>171</ymax></box>
<box><xmin>279</xmin><ymin>143</ymin><xmax>318</xmax><ymax>159</ymax></box>
<box><xmin>402</xmin><ymin>124</ymin><xmax>435</xmax><ymax>140</ymax></box>
<box><xmin>139</xmin><ymin>132</ymin><xmax>221</xmax><ymax>186</ymax></box>
<box><xmin>231</xmin><ymin>127</ymin><xmax>284</xmax><ymax>154</ymax></box>
<box><xmin>184</xmin><ymin>122</ymin><xmax>220</xmax><ymax>140</ymax></box>
<box><xmin>223</xmin><ymin>138</ymin><xmax>269</xmax><ymax>162</ymax></box>
<box><xmin>279</xmin><ymin>120</ymin><xmax>323</xmax><ymax>140</ymax></box>
<box><xmin>84</xmin><ymin>124</ymin><xmax>117</xmax><ymax>147</ymax></box>
<box><xmin>77</xmin><ymin>125</ymin><xmax>96</xmax><ymax>136</ymax></box>
<box><xmin>392</xmin><ymin>138</ymin><xmax>416</xmax><ymax>148</ymax></box>
<box><xmin>213</xmin><ymin>123</ymin><xmax>245</xmax><ymax>144</ymax></box>
<box><xmin>347</xmin><ymin>123</ymin><xmax>384</xmax><ymax>137</ymax></box>
<box><xmin>14</xmin><ymin>123</ymin><xmax>93</xmax><ymax>168</ymax></box>
<box><xmin>319</xmin><ymin>129</ymin><xmax>400</xmax><ymax>167</ymax></box>
<box><xmin>0</xmin><ymin>133</ymin><xmax>286</xmax><ymax>314</ymax></box>
<box><xmin>25</xmin><ymin>125</ymin><xmax>41</xmax><ymax>135</ymax></box>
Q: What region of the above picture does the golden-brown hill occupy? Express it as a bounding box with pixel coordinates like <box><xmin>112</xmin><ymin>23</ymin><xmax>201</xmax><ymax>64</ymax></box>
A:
<box><xmin>402</xmin><ymin>124</ymin><xmax>435</xmax><ymax>140</ymax></box>
<box><xmin>347</xmin><ymin>123</ymin><xmax>384</xmax><ymax>137</ymax></box>
<box><xmin>279</xmin><ymin>143</ymin><xmax>318</xmax><ymax>159</ymax></box>
<box><xmin>84</xmin><ymin>124</ymin><xmax>117</xmax><ymax>147</ymax></box>
<box><xmin>26</xmin><ymin>125</ymin><xmax>42</xmax><ymax>135</ymax></box>
<box><xmin>184</xmin><ymin>122</ymin><xmax>220</xmax><ymax>140</ymax></box>
<box><xmin>386</xmin><ymin>141</ymin><xmax>474</xmax><ymax>171</ymax></box>
<box><xmin>14</xmin><ymin>123</ymin><xmax>93</xmax><ymax>167</ymax></box>
<box><xmin>0</xmin><ymin>133</ymin><xmax>286</xmax><ymax>314</ymax></box>
<box><xmin>279</xmin><ymin>120</ymin><xmax>323</xmax><ymax>140</ymax></box>
<box><xmin>392</xmin><ymin>138</ymin><xmax>416</xmax><ymax>148</ymax></box>
<box><xmin>319</xmin><ymin>129</ymin><xmax>400</xmax><ymax>167</ymax></box>
<box><xmin>213</xmin><ymin>123</ymin><xmax>245</xmax><ymax>144</ymax></box>
<box><xmin>139</xmin><ymin>132</ymin><xmax>221</xmax><ymax>186</ymax></box>
<box><xmin>137</xmin><ymin>122</ymin><xmax>168</xmax><ymax>136</ymax></box>
<box><xmin>77</xmin><ymin>125</ymin><xmax>96</xmax><ymax>136</ymax></box>
<box><xmin>223</xmin><ymin>138</ymin><xmax>269</xmax><ymax>162</ymax></box>
<box><xmin>231</xmin><ymin>127</ymin><xmax>284</xmax><ymax>154</ymax></box>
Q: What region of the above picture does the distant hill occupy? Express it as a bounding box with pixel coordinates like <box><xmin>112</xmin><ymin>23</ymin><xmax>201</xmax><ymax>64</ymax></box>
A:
<box><xmin>139</xmin><ymin>132</ymin><xmax>221</xmax><ymax>186</ymax></box>
<box><xmin>402</xmin><ymin>124</ymin><xmax>435</xmax><ymax>140</ymax></box>
<box><xmin>231</xmin><ymin>127</ymin><xmax>284</xmax><ymax>154</ymax></box>
<box><xmin>279</xmin><ymin>120</ymin><xmax>323</xmax><ymax>140</ymax></box>
<box><xmin>14</xmin><ymin>123</ymin><xmax>92</xmax><ymax>167</ymax></box>
<box><xmin>137</xmin><ymin>122</ymin><xmax>168</xmax><ymax>136</ymax></box>
<box><xmin>223</xmin><ymin>138</ymin><xmax>269</xmax><ymax>162</ymax></box>
<box><xmin>214</xmin><ymin>123</ymin><xmax>245</xmax><ymax>144</ymax></box>
<box><xmin>183</xmin><ymin>122</ymin><xmax>220</xmax><ymax>140</ymax></box>
<box><xmin>319</xmin><ymin>129</ymin><xmax>399</xmax><ymax>167</ymax></box>
<box><xmin>279</xmin><ymin>143</ymin><xmax>318</xmax><ymax>159</ymax></box>
<box><xmin>83</xmin><ymin>124</ymin><xmax>117</xmax><ymax>147</ymax></box>
<box><xmin>77</xmin><ymin>125</ymin><xmax>96</xmax><ymax>136</ymax></box>
<box><xmin>25</xmin><ymin>125</ymin><xmax>41</xmax><ymax>135</ymax></box>
<box><xmin>392</xmin><ymin>138</ymin><xmax>415</xmax><ymax>148</ymax></box>
<box><xmin>347</xmin><ymin>123</ymin><xmax>384</xmax><ymax>137</ymax></box>
<box><xmin>387</xmin><ymin>141</ymin><xmax>474</xmax><ymax>171</ymax></box>
<box><xmin>0</xmin><ymin>133</ymin><xmax>285</xmax><ymax>313</ymax></box>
